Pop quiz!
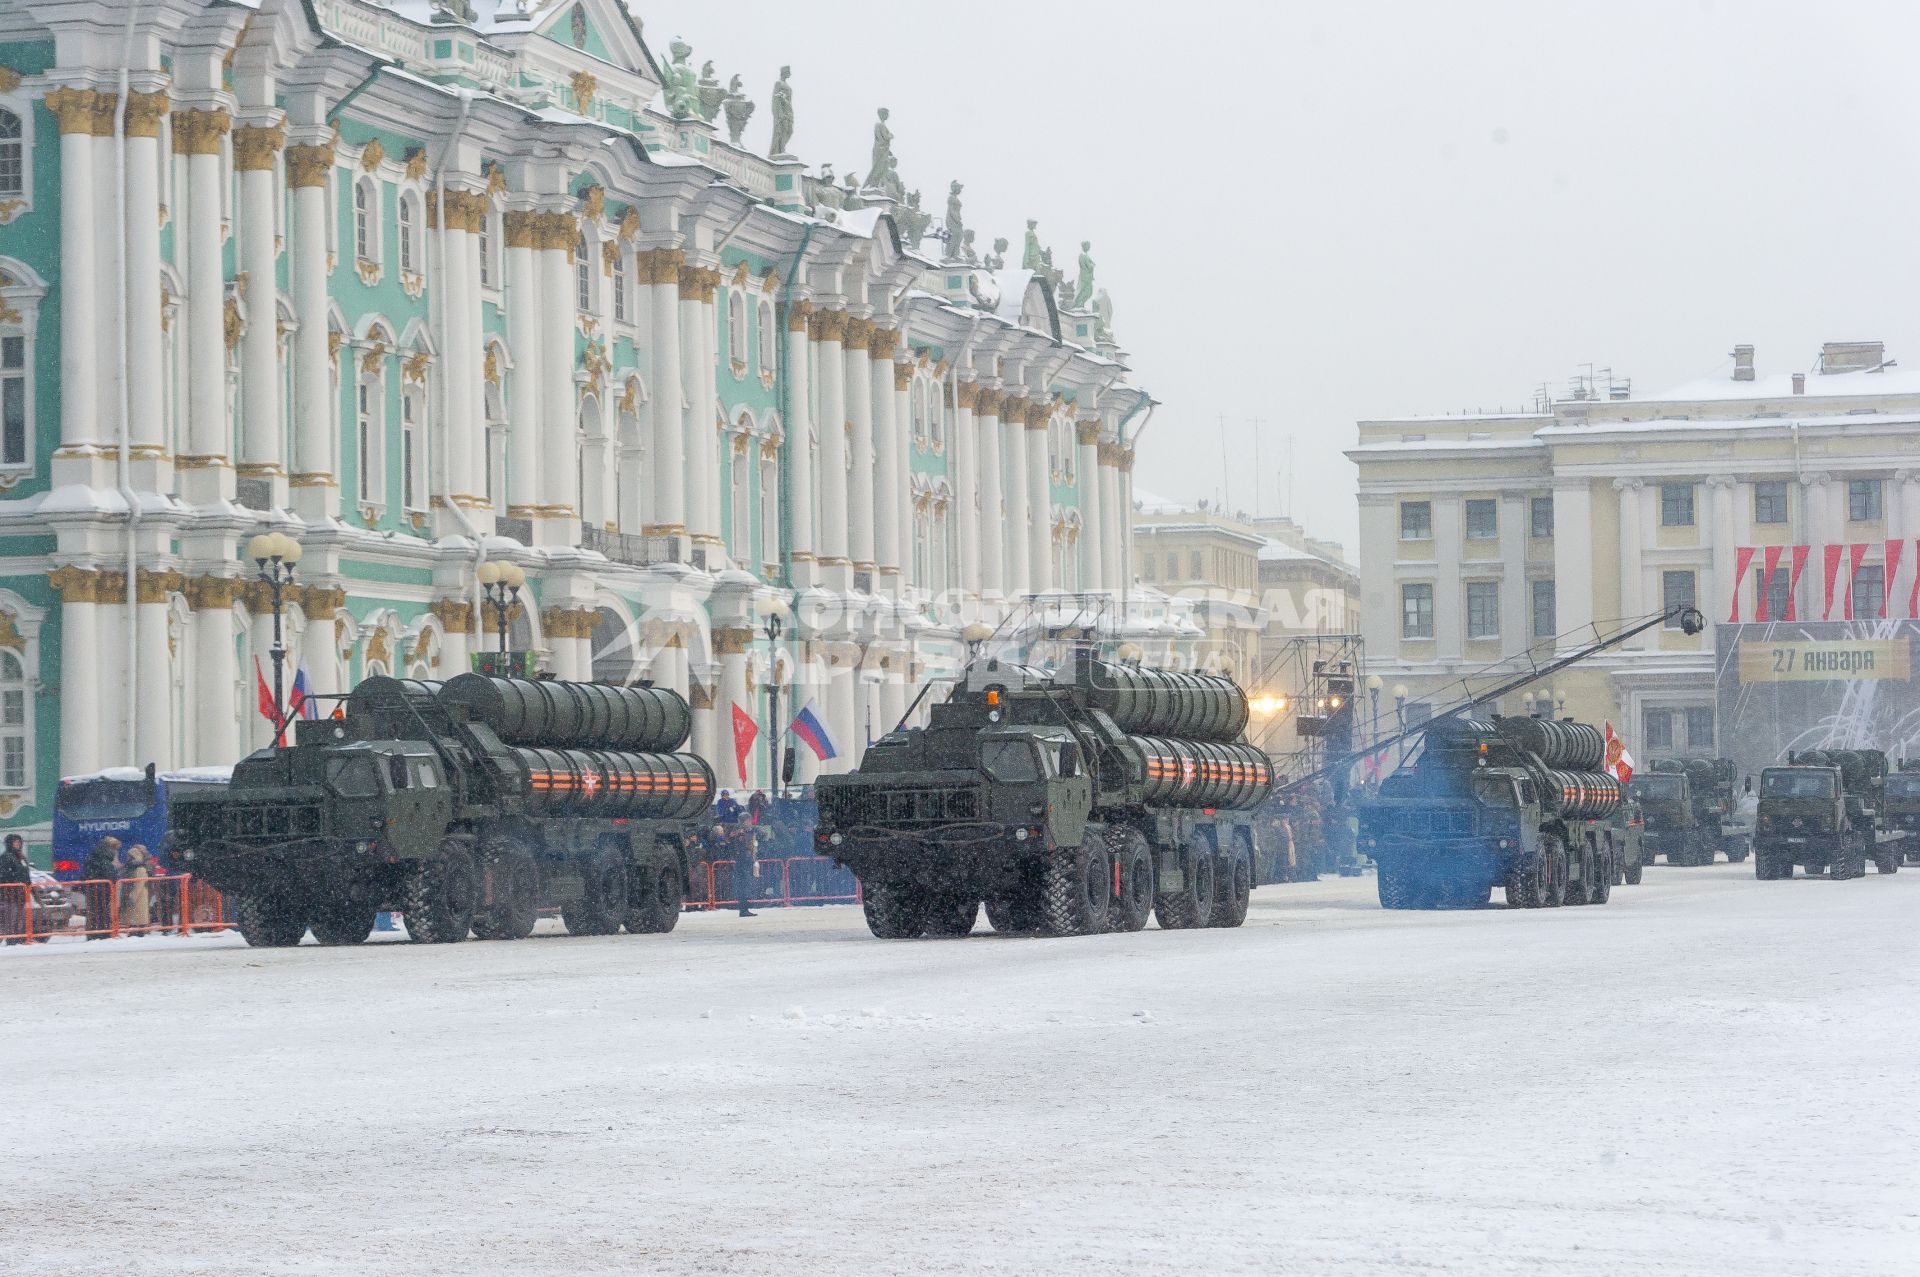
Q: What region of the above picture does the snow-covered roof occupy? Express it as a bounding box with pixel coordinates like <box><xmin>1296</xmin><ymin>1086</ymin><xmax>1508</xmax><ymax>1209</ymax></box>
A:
<box><xmin>1347</xmin><ymin>435</ymin><xmax>1546</xmax><ymax>455</ymax></box>
<box><xmin>161</xmin><ymin>766</ymin><xmax>236</xmax><ymax>785</ymax></box>
<box><xmin>1645</xmin><ymin>364</ymin><xmax>1920</xmax><ymax>403</ymax></box>
<box><xmin>60</xmin><ymin>767</ymin><xmax>148</xmax><ymax>785</ymax></box>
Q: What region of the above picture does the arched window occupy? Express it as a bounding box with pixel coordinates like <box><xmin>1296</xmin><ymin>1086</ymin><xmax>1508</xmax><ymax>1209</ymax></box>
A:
<box><xmin>1</xmin><ymin>321</ymin><xmax>25</xmax><ymax>468</ymax></box>
<box><xmin>911</xmin><ymin>378</ymin><xmax>926</xmax><ymax>446</ymax></box>
<box><xmin>575</xmin><ymin>233</ymin><xmax>592</xmax><ymax>311</ymax></box>
<box><xmin>353</xmin><ymin>179</ymin><xmax>378</xmax><ymax>262</ymax></box>
<box><xmin>929</xmin><ymin>380</ymin><xmax>945</xmax><ymax>450</ymax></box>
<box><xmin>728</xmin><ymin>290</ymin><xmax>748</xmax><ymax>367</ymax></box>
<box><xmin>0</xmin><ymin>109</ymin><xmax>22</xmax><ymax>198</ymax></box>
<box><xmin>0</xmin><ymin>648</ymin><xmax>27</xmax><ymax>791</ymax></box>
<box><xmin>400</xmin><ymin>386</ymin><xmax>424</xmax><ymax>512</ymax></box>
<box><xmin>612</xmin><ymin>247</ymin><xmax>628</xmax><ymax>323</ymax></box>
<box><xmin>355</xmin><ymin>351</ymin><xmax>386</xmax><ymax>507</ymax></box>
<box><xmin>757</xmin><ymin>300</ymin><xmax>776</xmax><ymax>371</ymax></box>
<box><xmin>397</xmin><ymin>195</ymin><xmax>418</xmax><ymax>274</ymax></box>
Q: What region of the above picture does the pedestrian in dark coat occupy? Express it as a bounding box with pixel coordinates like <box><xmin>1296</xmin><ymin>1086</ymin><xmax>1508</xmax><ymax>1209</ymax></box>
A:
<box><xmin>746</xmin><ymin>789</ymin><xmax>770</xmax><ymax>827</ymax></box>
<box><xmin>735</xmin><ymin>824</ymin><xmax>762</xmax><ymax>917</ymax></box>
<box><xmin>715</xmin><ymin>790</ymin><xmax>743</xmax><ymax>826</ymax></box>
<box><xmin>1</xmin><ymin>834</ymin><xmax>30</xmax><ymax>944</ymax></box>
<box><xmin>81</xmin><ymin>836</ymin><xmax>121</xmax><ymax>939</ymax></box>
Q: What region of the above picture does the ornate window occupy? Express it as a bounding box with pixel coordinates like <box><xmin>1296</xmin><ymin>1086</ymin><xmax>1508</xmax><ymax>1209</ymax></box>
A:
<box><xmin>0</xmin><ymin>108</ymin><xmax>22</xmax><ymax>199</ymax></box>
<box><xmin>396</xmin><ymin>194</ymin><xmax>419</xmax><ymax>274</ymax></box>
<box><xmin>400</xmin><ymin>386</ymin><xmax>424</xmax><ymax>512</ymax></box>
<box><xmin>575</xmin><ymin>233</ymin><xmax>592</xmax><ymax>312</ymax></box>
<box><xmin>911</xmin><ymin>378</ymin><xmax>927</xmax><ymax>447</ymax></box>
<box><xmin>478</xmin><ymin>208</ymin><xmax>496</xmax><ymax>289</ymax></box>
<box><xmin>2</xmin><ymin>261</ymin><xmax>45</xmax><ymax>475</ymax></box>
<box><xmin>1</xmin><ymin>649</ymin><xmax>26</xmax><ymax>791</ymax></box>
<box><xmin>484</xmin><ymin>342</ymin><xmax>507</xmax><ymax>512</ymax></box>
<box><xmin>352</xmin><ymin>178</ymin><xmax>379</xmax><ymax>263</ymax></box>
<box><xmin>760</xmin><ymin>446</ymin><xmax>779</xmax><ymax>566</ymax></box>
<box><xmin>728</xmin><ymin>290</ymin><xmax>748</xmax><ymax>367</ymax></box>
<box><xmin>354</xmin><ymin>344</ymin><xmax>388</xmax><ymax>510</ymax></box>
<box><xmin>1</xmin><ymin>331</ymin><xmax>23</xmax><ymax>469</ymax></box>
<box><xmin>612</xmin><ymin>247</ymin><xmax>628</xmax><ymax>323</ymax></box>
<box><xmin>757</xmin><ymin>300</ymin><xmax>776</xmax><ymax>371</ymax></box>
<box><xmin>730</xmin><ymin>412</ymin><xmax>753</xmax><ymax>557</ymax></box>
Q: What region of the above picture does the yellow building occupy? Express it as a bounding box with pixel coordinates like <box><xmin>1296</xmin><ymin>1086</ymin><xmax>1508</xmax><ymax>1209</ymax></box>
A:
<box><xmin>1348</xmin><ymin>341</ymin><xmax>1920</xmax><ymax>753</ymax></box>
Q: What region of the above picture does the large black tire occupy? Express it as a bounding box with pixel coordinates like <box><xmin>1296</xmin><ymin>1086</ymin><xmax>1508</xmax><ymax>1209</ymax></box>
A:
<box><xmin>862</xmin><ymin>879</ymin><xmax>927</xmax><ymax>939</ymax></box>
<box><xmin>1041</xmin><ymin>841</ymin><xmax>1112</xmax><ymax>937</ymax></box>
<box><xmin>1564</xmin><ymin>840</ymin><xmax>1593</xmax><ymax>906</ymax></box>
<box><xmin>1725</xmin><ymin>839</ymin><xmax>1750</xmax><ymax>864</ymax></box>
<box><xmin>1379</xmin><ymin>859</ymin><xmax>1419</xmax><ymax>909</ymax></box>
<box><xmin>1872</xmin><ymin>847</ymin><xmax>1899</xmax><ymax>875</ymax></box>
<box><xmin>472</xmin><ymin>850</ymin><xmax>539</xmax><ymax>941</ymax></box>
<box><xmin>1105</xmin><ymin>826</ymin><xmax>1155</xmax><ymax>933</ymax></box>
<box><xmin>1154</xmin><ymin>840</ymin><xmax>1214</xmax><ymax>929</ymax></box>
<box><xmin>1212</xmin><ymin>849</ymin><xmax>1252</xmax><ymax>928</ymax></box>
<box><xmin>921</xmin><ymin>891</ymin><xmax>980</xmax><ymax>938</ymax></box>
<box><xmin>402</xmin><ymin>841</ymin><xmax>480</xmax><ymax>944</ymax></box>
<box><xmin>623</xmin><ymin>858</ymin><xmax>685</xmax><ymax>934</ymax></box>
<box><xmin>233</xmin><ymin>892</ymin><xmax>306</xmax><ymax>948</ymax></box>
<box><xmin>309</xmin><ymin>893</ymin><xmax>377</xmax><ymax>946</ymax></box>
<box><xmin>1504</xmin><ymin>851</ymin><xmax>1544</xmax><ymax>909</ymax></box>
<box><xmin>1590</xmin><ymin>850</ymin><xmax>1614</xmax><ymax>904</ymax></box>
<box><xmin>563</xmin><ymin>850</ymin><xmax>629</xmax><ymax>936</ymax></box>
<box><xmin>985</xmin><ymin>880</ymin><xmax>1043</xmax><ymax>934</ymax></box>
<box><xmin>1542</xmin><ymin>837</ymin><xmax>1569</xmax><ymax>908</ymax></box>
<box><xmin>1623</xmin><ymin>853</ymin><xmax>1644</xmax><ymax>886</ymax></box>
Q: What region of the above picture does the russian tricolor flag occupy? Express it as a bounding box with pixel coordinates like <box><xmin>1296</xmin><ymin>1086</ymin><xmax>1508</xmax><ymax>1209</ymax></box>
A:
<box><xmin>789</xmin><ymin>698</ymin><xmax>838</xmax><ymax>761</ymax></box>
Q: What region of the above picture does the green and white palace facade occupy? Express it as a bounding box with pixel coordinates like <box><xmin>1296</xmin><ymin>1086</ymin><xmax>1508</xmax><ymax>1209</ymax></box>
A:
<box><xmin>0</xmin><ymin>0</ymin><xmax>1148</xmax><ymax>837</ymax></box>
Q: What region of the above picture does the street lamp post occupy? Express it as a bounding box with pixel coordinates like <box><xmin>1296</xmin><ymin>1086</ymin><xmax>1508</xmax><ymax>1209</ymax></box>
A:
<box><xmin>1392</xmin><ymin>683</ymin><xmax>1409</xmax><ymax>764</ymax></box>
<box><xmin>759</xmin><ymin>597</ymin><xmax>790</xmax><ymax>794</ymax></box>
<box><xmin>1366</xmin><ymin>673</ymin><xmax>1383</xmax><ymax>749</ymax></box>
<box><xmin>477</xmin><ymin>560</ymin><xmax>526</xmax><ymax>658</ymax></box>
<box><xmin>247</xmin><ymin>532</ymin><xmax>302</xmax><ymax>746</ymax></box>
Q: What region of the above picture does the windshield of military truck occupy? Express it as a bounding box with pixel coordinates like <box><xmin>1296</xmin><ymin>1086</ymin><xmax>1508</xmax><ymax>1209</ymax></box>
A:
<box><xmin>980</xmin><ymin>739</ymin><xmax>1042</xmax><ymax>783</ymax></box>
<box><xmin>325</xmin><ymin>754</ymin><xmax>384</xmax><ymax>798</ymax></box>
<box><xmin>1760</xmin><ymin>769</ymin><xmax>1836</xmax><ymax>799</ymax></box>
<box><xmin>1630</xmin><ymin>776</ymin><xmax>1682</xmax><ymax>801</ymax></box>
<box><xmin>1885</xmin><ymin>773</ymin><xmax>1920</xmax><ymax>798</ymax></box>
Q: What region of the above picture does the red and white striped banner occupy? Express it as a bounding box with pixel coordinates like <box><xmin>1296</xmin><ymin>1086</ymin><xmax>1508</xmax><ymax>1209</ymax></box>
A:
<box><xmin>1734</xmin><ymin>540</ymin><xmax>1919</xmax><ymax>624</ymax></box>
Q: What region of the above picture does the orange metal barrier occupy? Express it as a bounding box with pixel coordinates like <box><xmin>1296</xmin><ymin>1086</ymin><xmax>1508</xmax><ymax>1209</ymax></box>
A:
<box><xmin>692</xmin><ymin>856</ymin><xmax>861</xmax><ymax>910</ymax></box>
<box><xmin>0</xmin><ymin>876</ymin><xmax>232</xmax><ymax>944</ymax></box>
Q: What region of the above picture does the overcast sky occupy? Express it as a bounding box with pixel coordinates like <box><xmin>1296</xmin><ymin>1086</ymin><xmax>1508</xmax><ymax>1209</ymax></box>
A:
<box><xmin>645</xmin><ymin>0</ymin><xmax>1920</xmax><ymax>551</ymax></box>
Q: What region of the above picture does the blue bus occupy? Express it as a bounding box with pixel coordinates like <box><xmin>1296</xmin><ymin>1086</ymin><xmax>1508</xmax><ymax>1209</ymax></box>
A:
<box><xmin>52</xmin><ymin>765</ymin><xmax>233</xmax><ymax>881</ymax></box>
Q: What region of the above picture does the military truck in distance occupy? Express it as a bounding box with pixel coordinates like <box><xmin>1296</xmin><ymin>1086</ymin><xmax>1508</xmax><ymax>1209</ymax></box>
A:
<box><xmin>169</xmin><ymin>674</ymin><xmax>714</xmax><ymax>946</ymax></box>
<box><xmin>1358</xmin><ymin>716</ymin><xmax>1634</xmax><ymax>909</ymax></box>
<box><xmin>1882</xmin><ymin>761</ymin><xmax>1920</xmax><ymax>865</ymax></box>
<box><xmin>814</xmin><ymin>652</ymin><xmax>1273</xmax><ymax>939</ymax></box>
<box><xmin>1753</xmin><ymin>748</ymin><xmax>1895</xmax><ymax>880</ymax></box>
<box><xmin>1631</xmin><ymin>757</ymin><xmax>1746</xmax><ymax>866</ymax></box>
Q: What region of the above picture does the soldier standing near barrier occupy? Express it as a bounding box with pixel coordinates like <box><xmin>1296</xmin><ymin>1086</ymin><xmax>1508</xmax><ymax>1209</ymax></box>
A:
<box><xmin>736</xmin><ymin>824</ymin><xmax>760</xmax><ymax>917</ymax></box>
<box><xmin>82</xmin><ymin>836</ymin><xmax>121</xmax><ymax>939</ymax></box>
<box><xmin>1</xmin><ymin>833</ymin><xmax>29</xmax><ymax>943</ymax></box>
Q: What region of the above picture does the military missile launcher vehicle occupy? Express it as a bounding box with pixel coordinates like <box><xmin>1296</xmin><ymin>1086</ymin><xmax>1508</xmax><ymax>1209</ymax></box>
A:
<box><xmin>169</xmin><ymin>674</ymin><xmax>714</xmax><ymax>947</ymax></box>
<box><xmin>1631</xmin><ymin>757</ymin><xmax>1746</xmax><ymax>866</ymax></box>
<box><xmin>814</xmin><ymin>651</ymin><xmax>1273</xmax><ymax>939</ymax></box>
<box><xmin>1753</xmin><ymin>748</ymin><xmax>1894</xmax><ymax>879</ymax></box>
<box><xmin>1357</xmin><ymin>716</ymin><xmax>1635</xmax><ymax>909</ymax></box>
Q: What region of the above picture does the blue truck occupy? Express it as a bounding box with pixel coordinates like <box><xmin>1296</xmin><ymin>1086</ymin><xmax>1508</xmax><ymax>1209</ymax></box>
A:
<box><xmin>51</xmin><ymin>765</ymin><xmax>233</xmax><ymax>880</ymax></box>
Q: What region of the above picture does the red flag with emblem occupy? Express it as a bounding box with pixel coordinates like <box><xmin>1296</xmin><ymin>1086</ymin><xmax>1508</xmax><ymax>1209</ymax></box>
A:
<box><xmin>254</xmin><ymin>657</ymin><xmax>279</xmax><ymax>728</ymax></box>
<box><xmin>730</xmin><ymin>702</ymin><xmax>759</xmax><ymax>787</ymax></box>
<box><xmin>1603</xmin><ymin>721</ymin><xmax>1634</xmax><ymax>785</ymax></box>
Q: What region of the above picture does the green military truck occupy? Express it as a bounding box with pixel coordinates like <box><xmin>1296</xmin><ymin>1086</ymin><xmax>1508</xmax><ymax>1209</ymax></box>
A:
<box><xmin>1358</xmin><ymin>716</ymin><xmax>1636</xmax><ymax>909</ymax></box>
<box><xmin>170</xmin><ymin>674</ymin><xmax>713</xmax><ymax>946</ymax></box>
<box><xmin>1880</xmin><ymin>761</ymin><xmax>1920</xmax><ymax>866</ymax></box>
<box><xmin>1753</xmin><ymin>748</ymin><xmax>1896</xmax><ymax>879</ymax></box>
<box><xmin>814</xmin><ymin>652</ymin><xmax>1272</xmax><ymax>939</ymax></box>
<box><xmin>1630</xmin><ymin>757</ymin><xmax>1746</xmax><ymax>866</ymax></box>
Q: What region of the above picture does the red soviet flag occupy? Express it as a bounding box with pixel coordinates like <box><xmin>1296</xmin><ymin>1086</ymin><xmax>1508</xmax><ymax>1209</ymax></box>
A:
<box><xmin>730</xmin><ymin>702</ymin><xmax>759</xmax><ymax>787</ymax></box>
<box><xmin>1729</xmin><ymin>546</ymin><xmax>1756</xmax><ymax>622</ymax></box>
<box><xmin>1822</xmin><ymin>545</ymin><xmax>1844</xmax><ymax>620</ymax></box>
<box><xmin>254</xmin><ymin>656</ymin><xmax>279</xmax><ymax>727</ymax></box>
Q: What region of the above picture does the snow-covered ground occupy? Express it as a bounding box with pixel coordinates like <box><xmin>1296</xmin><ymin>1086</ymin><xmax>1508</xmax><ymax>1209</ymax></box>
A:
<box><xmin>3</xmin><ymin>863</ymin><xmax>1916</xmax><ymax>1276</ymax></box>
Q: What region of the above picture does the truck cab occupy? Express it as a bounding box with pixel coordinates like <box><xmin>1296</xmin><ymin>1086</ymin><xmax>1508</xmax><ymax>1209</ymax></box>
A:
<box><xmin>1882</xmin><ymin>766</ymin><xmax>1920</xmax><ymax>864</ymax></box>
<box><xmin>1754</xmin><ymin>766</ymin><xmax>1851</xmax><ymax>878</ymax></box>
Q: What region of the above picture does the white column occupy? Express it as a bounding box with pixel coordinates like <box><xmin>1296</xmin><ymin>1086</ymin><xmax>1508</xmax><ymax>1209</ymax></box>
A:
<box><xmin>953</xmin><ymin>385</ymin><xmax>979</xmax><ymax>597</ymax></box>
<box><xmin>1002</xmin><ymin>398</ymin><xmax>1029</xmax><ymax>597</ymax></box>
<box><xmin>845</xmin><ymin>322</ymin><xmax>876</xmax><ymax>578</ymax></box>
<box><xmin>538</xmin><ymin>215</ymin><xmax>578</xmax><ymax>540</ymax></box>
<box><xmin>135</xmin><ymin>582</ymin><xmax>171</xmax><ymax>770</ymax></box>
<box><xmin>717</xmin><ymin>630</ymin><xmax>752</xmax><ymax>788</ymax></box>
<box><xmin>192</xmin><ymin>587</ymin><xmax>240</xmax><ymax>764</ymax></box>
<box><xmin>871</xmin><ymin>340</ymin><xmax>901</xmax><ymax>593</ymax></box>
<box><xmin>893</xmin><ymin>367</ymin><xmax>913</xmax><ymax>596</ymax></box>
<box><xmin>183</xmin><ymin>108</ymin><xmax>233</xmax><ymax>500</ymax></box>
<box><xmin>125</xmin><ymin>97</ymin><xmax>168</xmax><ymax>466</ymax></box>
<box><xmin>1500</xmin><ymin>490</ymin><xmax>1528</xmax><ymax>645</ymax></box>
<box><xmin>1118</xmin><ymin>450</ymin><xmax>1137</xmax><ymax>590</ymax></box>
<box><xmin>1077</xmin><ymin>421</ymin><xmax>1102</xmax><ymax>592</ymax></box>
<box><xmin>434</xmin><ymin>192</ymin><xmax>473</xmax><ymax>520</ymax></box>
<box><xmin>504</xmin><ymin>213</ymin><xmax>542</xmax><ymax>522</ymax></box>
<box><xmin>48</xmin><ymin>91</ymin><xmax>99</xmax><ymax>452</ymax></box>
<box><xmin>643</xmin><ymin>249</ymin><xmax>685</xmax><ymax>540</ymax></box>
<box><xmin>1099</xmin><ymin>449</ymin><xmax>1123</xmax><ymax>591</ymax></box>
<box><xmin>682</xmin><ymin>269</ymin><xmax>720</xmax><ymax>554</ymax></box>
<box><xmin>1709</xmin><ymin>476</ymin><xmax>1737</xmax><ymax>629</ymax></box>
<box><xmin>55</xmin><ymin>573</ymin><xmax>101</xmax><ymax>776</ymax></box>
<box><xmin>1432</xmin><ymin>497</ymin><xmax>1463</xmax><ymax>661</ymax></box>
<box><xmin>288</xmin><ymin>145</ymin><xmax>336</xmax><ymax>518</ymax></box>
<box><xmin>236</xmin><ymin>126</ymin><xmax>284</xmax><ymax>502</ymax></box>
<box><xmin>814</xmin><ymin>315</ymin><xmax>849</xmax><ymax>574</ymax></box>
<box><xmin>827</xmin><ymin>653</ymin><xmax>859</xmax><ymax>775</ymax></box>
<box><xmin>1615</xmin><ymin>479</ymin><xmax>1644</xmax><ymax>632</ymax></box>
<box><xmin>1025</xmin><ymin>410</ymin><xmax>1052</xmax><ymax>594</ymax></box>
<box><xmin>784</xmin><ymin>306</ymin><xmax>816</xmax><ymax>579</ymax></box>
<box><xmin>1897</xmin><ymin>473</ymin><xmax>1920</xmax><ymax>617</ymax></box>
<box><xmin>1552</xmin><ymin>480</ymin><xmax>1595</xmax><ymax>647</ymax></box>
<box><xmin>975</xmin><ymin>392</ymin><xmax>1004</xmax><ymax>597</ymax></box>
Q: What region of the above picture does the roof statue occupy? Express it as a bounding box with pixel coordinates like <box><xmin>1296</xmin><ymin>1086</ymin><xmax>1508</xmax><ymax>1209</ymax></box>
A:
<box><xmin>1073</xmin><ymin>241</ymin><xmax>1095</xmax><ymax>309</ymax></box>
<box><xmin>984</xmin><ymin>237</ymin><xmax>1008</xmax><ymax>271</ymax></box>
<box><xmin>1022</xmin><ymin>219</ymin><xmax>1043</xmax><ymax>273</ymax></box>
<box><xmin>722</xmin><ymin>75</ymin><xmax>754</xmax><ymax>145</ymax></box>
<box><xmin>1094</xmin><ymin>289</ymin><xmax>1114</xmax><ymax>342</ymax></box>
<box><xmin>1039</xmin><ymin>245</ymin><xmax>1065</xmax><ymax>297</ymax></box>
<box><xmin>663</xmin><ymin>40</ymin><xmax>700</xmax><ymax>118</ymax></box>
<box><xmin>867</xmin><ymin>108</ymin><xmax>903</xmax><ymax>200</ymax></box>
<box><xmin>770</xmin><ymin>67</ymin><xmax>795</xmax><ymax>157</ymax></box>
<box><xmin>428</xmin><ymin>0</ymin><xmax>477</xmax><ymax>23</ymax></box>
<box><xmin>942</xmin><ymin>181</ymin><xmax>965</xmax><ymax>263</ymax></box>
<box><xmin>696</xmin><ymin>61</ymin><xmax>726</xmax><ymax>123</ymax></box>
<box><xmin>959</xmin><ymin>228</ymin><xmax>978</xmax><ymax>264</ymax></box>
<box><xmin>898</xmin><ymin>190</ymin><xmax>932</xmax><ymax>246</ymax></box>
